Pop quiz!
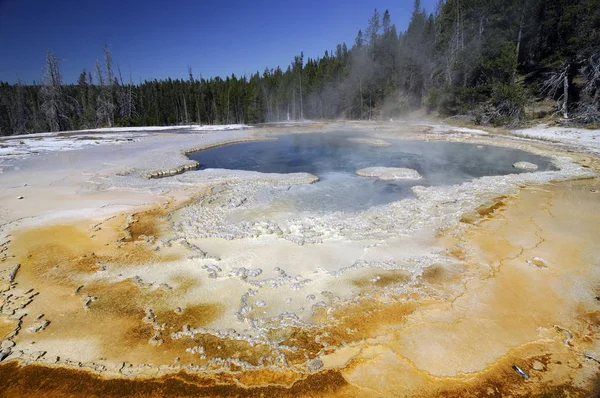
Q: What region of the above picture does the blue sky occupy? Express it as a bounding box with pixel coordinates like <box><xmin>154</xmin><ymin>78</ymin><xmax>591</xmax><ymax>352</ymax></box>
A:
<box><xmin>0</xmin><ymin>0</ymin><xmax>437</xmax><ymax>84</ymax></box>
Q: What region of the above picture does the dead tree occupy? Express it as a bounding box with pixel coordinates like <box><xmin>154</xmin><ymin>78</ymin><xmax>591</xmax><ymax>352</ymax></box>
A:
<box><xmin>116</xmin><ymin>63</ymin><xmax>135</xmax><ymax>121</ymax></box>
<box><xmin>583</xmin><ymin>54</ymin><xmax>600</xmax><ymax>103</ymax></box>
<box><xmin>40</xmin><ymin>50</ymin><xmax>66</xmax><ymax>132</ymax></box>
<box><xmin>103</xmin><ymin>44</ymin><xmax>116</xmax><ymax>127</ymax></box>
<box><xmin>513</xmin><ymin>0</ymin><xmax>528</xmax><ymax>84</ymax></box>
<box><xmin>94</xmin><ymin>59</ymin><xmax>109</xmax><ymax>126</ymax></box>
<box><xmin>541</xmin><ymin>63</ymin><xmax>570</xmax><ymax>118</ymax></box>
<box><xmin>574</xmin><ymin>54</ymin><xmax>600</xmax><ymax>123</ymax></box>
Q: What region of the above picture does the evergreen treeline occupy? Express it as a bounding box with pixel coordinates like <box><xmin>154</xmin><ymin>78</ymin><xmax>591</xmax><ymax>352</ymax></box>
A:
<box><xmin>1</xmin><ymin>0</ymin><xmax>599</xmax><ymax>136</ymax></box>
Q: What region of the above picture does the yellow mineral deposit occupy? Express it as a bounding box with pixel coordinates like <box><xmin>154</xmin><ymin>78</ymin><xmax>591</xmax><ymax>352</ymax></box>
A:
<box><xmin>0</xmin><ymin>124</ymin><xmax>599</xmax><ymax>397</ymax></box>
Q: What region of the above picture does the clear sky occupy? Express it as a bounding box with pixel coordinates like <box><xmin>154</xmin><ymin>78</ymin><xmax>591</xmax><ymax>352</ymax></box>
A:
<box><xmin>0</xmin><ymin>0</ymin><xmax>437</xmax><ymax>84</ymax></box>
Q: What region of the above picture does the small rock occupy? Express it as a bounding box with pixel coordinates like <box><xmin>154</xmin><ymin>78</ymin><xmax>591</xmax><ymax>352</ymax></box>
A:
<box><xmin>16</xmin><ymin>196</ymin><xmax>24</xmax><ymax>200</ymax></box>
<box><xmin>0</xmin><ymin>350</ymin><xmax>10</xmax><ymax>362</ymax></box>
<box><xmin>513</xmin><ymin>161</ymin><xmax>538</xmax><ymax>170</ymax></box>
<box><xmin>512</xmin><ymin>365</ymin><xmax>529</xmax><ymax>379</ymax></box>
<box><xmin>1</xmin><ymin>340</ymin><xmax>15</xmax><ymax>350</ymax></box>
<box><xmin>142</xmin><ymin>308</ymin><xmax>156</xmax><ymax>323</ymax></box>
<box><xmin>532</xmin><ymin>360</ymin><xmax>544</xmax><ymax>371</ymax></box>
<box><xmin>27</xmin><ymin>319</ymin><xmax>50</xmax><ymax>333</ymax></box>
<box><xmin>527</xmin><ymin>257</ymin><xmax>547</xmax><ymax>268</ymax></box>
<box><xmin>31</xmin><ymin>351</ymin><xmax>46</xmax><ymax>360</ymax></box>
<box><xmin>82</xmin><ymin>295</ymin><xmax>97</xmax><ymax>309</ymax></box>
<box><xmin>148</xmin><ymin>336</ymin><xmax>163</xmax><ymax>346</ymax></box>
<box><xmin>307</xmin><ymin>358</ymin><xmax>323</xmax><ymax>372</ymax></box>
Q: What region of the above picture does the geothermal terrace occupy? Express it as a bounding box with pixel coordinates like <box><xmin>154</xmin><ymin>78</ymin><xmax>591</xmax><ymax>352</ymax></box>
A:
<box><xmin>0</xmin><ymin>121</ymin><xmax>599</xmax><ymax>397</ymax></box>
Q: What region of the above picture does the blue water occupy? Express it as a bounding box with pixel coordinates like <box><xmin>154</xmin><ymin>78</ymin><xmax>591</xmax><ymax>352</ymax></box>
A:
<box><xmin>188</xmin><ymin>132</ymin><xmax>555</xmax><ymax>212</ymax></box>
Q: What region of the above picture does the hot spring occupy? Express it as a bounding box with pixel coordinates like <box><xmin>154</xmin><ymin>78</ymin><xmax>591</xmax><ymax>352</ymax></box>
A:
<box><xmin>188</xmin><ymin>132</ymin><xmax>555</xmax><ymax>212</ymax></box>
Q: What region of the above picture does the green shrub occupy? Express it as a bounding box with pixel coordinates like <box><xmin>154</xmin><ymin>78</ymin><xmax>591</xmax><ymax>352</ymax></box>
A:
<box><xmin>490</xmin><ymin>83</ymin><xmax>526</xmax><ymax>121</ymax></box>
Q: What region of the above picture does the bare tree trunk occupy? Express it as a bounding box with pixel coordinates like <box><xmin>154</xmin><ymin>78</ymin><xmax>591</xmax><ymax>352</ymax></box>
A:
<box><xmin>103</xmin><ymin>44</ymin><xmax>115</xmax><ymax>127</ymax></box>
<box><xmin>513</xmin><ymin>0</ymin><xmax>527</xmax><ymax>84</ymax></box>
<box><xmin>95</xmin><ymin>59</ymin><xmax>108</xmax><ymax>127</ymax></box>
<box><xmin>586</xmin><ymin>55</ymin><xmax>600</xmax><ymax>106</ymax></box>
<box><xmin>116</xmin><ymin>63</ymin><xmax>129</xmax><ymax>121</ymax></box>
<box><xmin>445</xmin><ymin>0</ymin><xmax>464</xmax><ymax>85</ymax></box>
<box><xmin>456</xmin><ymin>0</ymin><xmax>464</xmax><ymax>51</ymax></box>
<box><xmin>562</xmin><ymin>64</ymin><xmax>569</xmax><ymax>118</ymax></box>
<box><xmin>41</xmin><ymin>50</ymin><xmax>65</xmax><ymax>132</ymax></box>
<box><xmin>541</xmin><ymin>62</ymin><xmax>572</xmax><ymax>118</ymax></box>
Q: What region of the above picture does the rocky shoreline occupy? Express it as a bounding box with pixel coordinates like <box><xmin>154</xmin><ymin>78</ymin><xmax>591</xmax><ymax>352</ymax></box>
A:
<box><xmin>144</xmin><ymin>138</ymin><xmax>275</xmax><ymax>179</ymax></box>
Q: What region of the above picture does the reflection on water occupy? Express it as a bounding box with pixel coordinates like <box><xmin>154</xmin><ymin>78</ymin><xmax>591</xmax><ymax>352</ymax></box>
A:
<box><xmin>189</xmin><ymin>132</ymin><xmax>556</xmax><ymax>212</ymax></box>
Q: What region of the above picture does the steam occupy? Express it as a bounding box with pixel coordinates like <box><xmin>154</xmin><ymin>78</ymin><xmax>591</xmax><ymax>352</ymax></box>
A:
<box><xmin>190</xmin><ymin>132</ymin><xmax>555</xmax><ymax>213</ymax></box>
